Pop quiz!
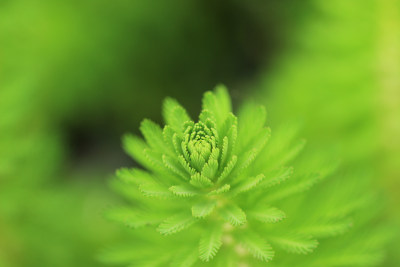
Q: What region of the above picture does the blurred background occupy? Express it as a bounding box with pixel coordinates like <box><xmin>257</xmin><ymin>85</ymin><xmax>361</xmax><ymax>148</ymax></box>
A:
<box><xmin>0</xmin><ymin>0</ymin><xmax>399</xmax><ymax>266</ymax></box>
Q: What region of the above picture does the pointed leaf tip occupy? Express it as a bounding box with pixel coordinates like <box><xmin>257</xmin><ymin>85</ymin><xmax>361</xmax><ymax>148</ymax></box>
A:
<box><xmin>238</xmin><ymin>232</ymin><xmax>274</xmax><ymax>262</ymax></box>
<box><xmin>169</xmin><ymin>184</ymin><xmax>199</xmax><ymax>197</ymax></box>
<box><xmin>199</xmin><ymin>225</ymin><xmax>223</xmax><ymax>261</ymax></box>
<box><xmin>163</xmin><ymin>97</ymin><xmax>191</xmax><ymax>133</ymax></box>
<box><xmin>220</xmin><ymin>204</ymin><xmax>247</xmax><ymax>226</ymax></box>
<box><xmin>202</xmin><ymin>85</ymin><xmax>232</xmax><ymax>128</ymax></box>
<box><xmin>192</xmin><ymin>200</ymin><xmax>217</xmax><ymax>218</ymax></box>
<box><xmin>157</xmin><ymin>213</ymin><xmax>198</xmax><ymax>235</ymax></box>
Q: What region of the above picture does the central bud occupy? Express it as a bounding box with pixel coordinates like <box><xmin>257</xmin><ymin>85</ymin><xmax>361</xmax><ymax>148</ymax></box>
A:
<box><xmin>183</xmin><ymin>121</ymin><xmax>218</xmax><ymax>171</ymax></box>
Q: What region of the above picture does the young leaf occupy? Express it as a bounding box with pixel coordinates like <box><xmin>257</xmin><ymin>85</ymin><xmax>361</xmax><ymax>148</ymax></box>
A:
<box><xmin>218</xmin><ymin>113</ymin><xmax>237</xmax><ymax>146</ymax></box>
<box><xmin>248</xmin><ymin>205</ymin><xmax>286</xmax><ymax>223</ymax></box>
<box><xmin>192</xmin><ymin>200</ymin><xmax>217</xmax><ymax>218</ymax></box>
<box><xmin>217</xmin><ymin>155</ymin><xmax>237</xmax><ymax>183</ymax></box>
<box><xmin>226</xmin><ymin>121</ymin><xmax>237</xmax><ymax>160</ymax></box>
<box><xmin>237</xmin><ymin>104</ymin><xmax>267</xmax><ymax>153</ymax></box>
<box><xmin>238</xmin><ymin>231</ymin><xmax>274</xmax><ymax>262</ymax></box>
<box><xmin>233</xmin><ymin>128</ymin><xmax>270</xmax><ymax>176</ymax></box>
<box><xmin>264</xmin><ymin>173</ymin><xmax>321</xmax><ymax>202</ymax></box>
<box><xmin>233</xmin><ymin>149</ymin><xmax>257</xmax><ymax>175</ymax></box>
<box><xmin>178</xmin><ymin>155</ymin><xmax>197</xmax><ymax>176</ymax></box>
<box><xmin>214</xmin><ymin>84</ymin><xmax>232</xmax><ymax>117</ymax></box>
<box><xmin>143</xmin><ymin>149</ymin><xmax>165</xmax><ymax>171</ymax></box>
<box><xmin>163</xmin><ymin>97</ymin><xmax>191</xmax><ymax>133</ymax></box>
<box><xmin>140</xmin><ymin>119</ymin><xmax>169</xmax><ymax>153</ymax></box>
<box><xmin>269</xmin><ymin>235</ymin><xmax>318</xmax><ymax>255</ymax></box>
<box><xmin>173</xmin><ymin>133</ymin><xmax>184</xmax><ymax>155</ymax></box>
<box><xmin>259</xmin><ymin>167</ymin><xmax>293</xmax><ymax>189</ymax></box>
<box><xmin>162</xmin><ymin>125</ymin><xmax>176</xmax><ymax>151</ymax></box>
<box><xmin>208</xmin><ymin>184</ymin><xmax>230</xmax><ymax>195</ymax></box>
<box><xmin>116</xmin><ymin>168</ymin><xmax>153</xmax><ymax>185</ymax></box>
<box><xmin>190</xmin><ymin>151</ymin><xmax>206</xmax><ymax>172</ymax></box>
<box><xmin>201</xmin><ymin>159</ymin><xmax>219</xmax><ymax>180</ymax></box>
<box><xmin>123</xmin><ymin>134</ymin><xmax>151</xmax><ymax>168</ymax></box>
<box><xmin>220</xmin><ymin>204</ymin><xmax>246</xmax><ymax>226</ymax></box>
<box><xmin>230</xmin><ymin>174</ymin><xmax>265</xmax><ymax>196</ymax></box>
<box><xmin>169</xmin><ymin>184</ymin><xmax>199</xmax><ymax>197</ymax></box>
<box><xmin>301</xmin><ymin>219</ymin><xmax>353</xmax><ymax>238</ymax></box>
<box><xmin>220</xmin><ymin>136</ymin><xmax>229</xmax><ymax>167</ymax></box>
<box><xmin>106</xmin><ymin>207</ymin><xmax>162</xmax><ymax>228</ymax></box>
<box><xmin>139</xmin><ymin>182</ymin><xmax>175</xmax><ymax>199</ymax></box>
<box><xmin>199</xmin><ymin>109</ymin><xmax>216</xmax><ymax>125</ymax></box>
<box><xmin>190</xmin><ymin>173</ymin><xmax>214</xmax><ymax>188</ymax></box>
<box><xmin>163</xmin><ymin>154</ymin><xmax>188</xmax><ymax>180</ymax></box>
<box><xmin>202</xmin><ymin>85</ymin><xmax>231</xmax><ymax>127</ymax></box>
<box><xmin>199</xmin><ymin>225</ymin><xmax>223</xmax><ymax>262</ymax></box>
<box><xmin>157</xmin><ymin>213</ymin><xmax>198</xmax><ymax>235</ymax></box>
<box><xmin>209</xmin><ymin>148</ymin><xmax>220</xmax><ymax>162</ymax></box>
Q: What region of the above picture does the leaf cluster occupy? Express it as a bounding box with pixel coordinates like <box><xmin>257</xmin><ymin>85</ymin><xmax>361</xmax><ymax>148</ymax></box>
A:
<box><xmin>103</xmin><ymin>86</ymin><xmax>377</xmax><ymax>266</ymax></box>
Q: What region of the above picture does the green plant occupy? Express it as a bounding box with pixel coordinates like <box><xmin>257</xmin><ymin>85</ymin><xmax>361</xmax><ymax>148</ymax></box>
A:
<box><xmin>104</xmin><ymin>86</ymin><xmax>386</xmax><ymax>266</ymax></box>
<box><xmin>253</xmin><ymin>0</ymin><xmax>398</xmax><ymax>264</ymax></box>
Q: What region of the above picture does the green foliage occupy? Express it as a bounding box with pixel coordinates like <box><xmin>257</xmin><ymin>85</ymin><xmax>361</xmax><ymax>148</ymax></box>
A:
<box><xmin>105</xmin><ymin>86</ymin><xmax>385</xmax><ymax>266</ymax></box>
<box><xmin>199</xmin><ymin>225</ymin><xmax>223</xmax><ymax>262</ymax></box>
<box><xmin>1</xmin><ymin>0</ymin><xmax>396</xmax><ymax>265</ymax></box>
<box><xmin>253</xmin><ymin>0</ymin><xmax>397</xmax><ymax>264</ymax></box>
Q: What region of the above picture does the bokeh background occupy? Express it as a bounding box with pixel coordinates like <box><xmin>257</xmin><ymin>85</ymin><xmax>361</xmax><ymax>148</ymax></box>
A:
<box><xmin>0</xmin><ymin>0</ymin><xmax>399</xmax><ymax>266</ymax></box>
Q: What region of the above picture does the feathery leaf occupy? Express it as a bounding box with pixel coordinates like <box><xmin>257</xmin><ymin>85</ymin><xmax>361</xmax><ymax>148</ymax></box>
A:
<box><xmin>192</xmin><ymin>200</ymin><xmax>217</xmax><ymax>218</ymax></box>
<box><xmin>248</xmin><ymin>205</ymin><xmax>286</xmax><ymax>223</ymax></box>
<box><xmin>190</xmin><ymin>173</ymin><xmax>213</xmax><ymax>188</ymax></box>
<box><xmin>163</xmin><ymin>98</ymin><xmax>191</xmax><ymax>133</ymax></box>
<box><xmin>169</xmin><ymin>184</ymin><xmax>199</xmax><ymax>197</ymax></box>
<box><xmin>139</xmin><ymin>182</ymin><xmax>175</xmax><ymax>199</ymax></box>
<box><xmin>106</xmin><ymin>207</ymin><xmax>162</xmax><ymax>228</ymax></box>
<box><xmin>140</xmin><ymin>119</ymin><xmax>170</xmax><ymax>154</ymax></box>
<box><xmin>220</xmin><ymin>204</ymin><xmax>246</xmax><ymax>226</ymax></box>
<box><xmin>238</xmin><ymin>231</ymin><xmax>274</xmax><ymax>262</ymax></box>
<box><xmin>157</xmin><ymin>213</ymin><xmax>198</xmax><ymax>235</ymax></box>
<box><xmin>230</xmin><ymin>174</ymin><xmax>265</xmax><ymax>196</ymax></box>
<box><xmin>269</xmin><ymin>235</ymin><xmax>318</xmax><ymax>255</ymax></box>
<box><xmin>199</xmin><ymin>225</ymin><xmax>223</xmax><ymax>262</ymax></box>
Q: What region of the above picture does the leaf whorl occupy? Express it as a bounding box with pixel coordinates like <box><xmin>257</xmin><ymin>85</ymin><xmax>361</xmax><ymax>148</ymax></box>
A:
<box><xmin>110</xmin><ymin>85</ymin><xmax>353</xmax><ymax>266</ymax></box>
